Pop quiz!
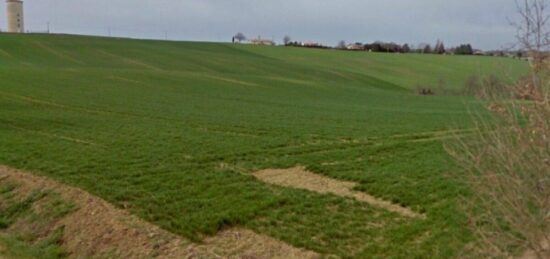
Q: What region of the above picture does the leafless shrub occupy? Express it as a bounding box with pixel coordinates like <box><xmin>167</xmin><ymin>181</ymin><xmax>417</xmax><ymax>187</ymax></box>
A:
<box><xmin>448</xmin><ymin>79</ymin><xmax>550</xmax><ymax>257</ymax></box>
<box><xmin>416</xmin><ymin>86</ymin><xmax>435</xmax><ymax>95</ymax></box>
<box><xmin>447</xmin><ymin>1</ymin><xmax>550</xmax><ymax>257</ymax></box>
<box><xmin>464</xmin><ymin>74</ymin><xmax>510</xmax><ymax>99</ymax></box>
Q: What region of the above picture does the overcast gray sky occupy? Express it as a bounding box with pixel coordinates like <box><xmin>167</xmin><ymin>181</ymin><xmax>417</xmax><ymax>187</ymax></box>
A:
<box><xmin>1</xmin><ymin>0</ymin><xmax>521</xmax><ymax>49</ymax></box>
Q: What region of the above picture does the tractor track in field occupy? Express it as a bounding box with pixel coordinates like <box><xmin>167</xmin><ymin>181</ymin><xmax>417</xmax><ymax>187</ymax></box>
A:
<box><xmin>266</xmin><ymin>128</ymin><xmax>475</xmax><ymax>154</ymax></box>
<box><xmin>1</xmin><ymin>90</ymin><xmax>473</xmax><ymax>147</ymax></box>
<box><xmin>30</xmin><ymin>41</ymin><xmax>85</xmax><ymax>65</ymax></box>
<box><xmin>199</xmin><ymin>74</ymin><xmax>261</xmax><ymax>87</ymax></box>
<box><xmin>96</xmin><ymin>50</ymin><xmax>162</xmax><ymax>71</ymax></box>
<box><xmin>1</xmin><ymin>91</ymin><xmax>268</xmax><ymax>141</ymax></box>
<box><xmin>106</xmin><ymin>75</ymin><xmax>146</xmax><ymax>85</ymax></box>
<box><xmin>3</xmin><ymin>122</ymin><xmax>98</xmax><ymax>146</ymax></box>
<box><xmin>0</xmin><ymin>48</ymin><xmax>13</xmax><ymax>58</ymax></box>
<box><xmin>0</xmin><ymin>165</ymin><xmax>319</xmax><ymax>259</ymax></box>
<box><xmin>196</xmin><ymin>128</ymin><xmax>475</xmax><ymax>166</ymax></box>
<box><xmin>0</xmin><ymin>91</ymin><xmax>189</xmax><ymax>123</ymax></box>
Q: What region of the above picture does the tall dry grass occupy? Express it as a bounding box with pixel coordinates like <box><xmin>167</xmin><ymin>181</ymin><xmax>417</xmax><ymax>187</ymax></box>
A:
<box><xmin>447</xmin><ymin>1</ymin><xmax>550</xmax><ymax>257</ymax></box>
<box><xmin>447</xmin><ymin>72</ymin><xmax>549</xmax><ymax>257</ymax></box>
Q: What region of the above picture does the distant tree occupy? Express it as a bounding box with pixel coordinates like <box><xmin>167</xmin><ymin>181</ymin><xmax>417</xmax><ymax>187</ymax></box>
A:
<box><xmin>337</xmin><ymin>40</ymin><xmax>347</xmax><ymax>49</ymax></box>
<box><xmin>423</xmin><ymin>44</ymin><xmax>432</xmax><ymax>54</ymax></box>
<box><xmin>467</xmin><ymin>44</ymin><xmax>474</xmax><ymax>54</ymax></box>
<box><xmin>454</xmin><ymin>44</ymin><xmax>474</xmax><ymax>55</ymax></box>
<box><xmin>439</xmin><ymin>42</ymin><xmax>446</xmax><ymax>54</ymax></box>
<box><xmin>416</xmin><ymin>43</ymin><xmax>428</xmax><ymax>53</ymax></box>
<box><xmin>363</xmin><ymin>41</ymin><xmax>404</xmax><ymax>53</ymax></box>
<box><xmin>283</xmin><ymin>36</ymin><xmax>292</xmax><ymax>45</ymax></box>
<box><xmin>516</xmin><ymin>50</ymin><xmax>523</xmax><ymax>58</ymax></box>
<box><xmin>386</xmin><ymin>42</ymin><xmax>401</xmax><ymax>53</ymax></box>
<box><xmin>363</xmin><ymin>43</ymin><xmax>374</xmax><ymax>51</ymax></box>
<box><xmin>434</xmin><ymin>40</ymin><xmax>446</xmax><ymax>54</ymax></box>
<box><xmin>234</xmin><ymin>32</ymin><xmax>246</xmax><ymax>43</ymax></box>
<box><xmin>402</xmin><ymin>44</ymin><xmax>411</xmax><ymax>53</ymax></box>
<box><xmin>392</xmin><ymin>43</ymin><xmax>401</xmax><ymax>52</ymax></box>
<box><xmin>371</xmin><ymin>42</ymin><xmax>383</xmax><ymax>52</ymax></box>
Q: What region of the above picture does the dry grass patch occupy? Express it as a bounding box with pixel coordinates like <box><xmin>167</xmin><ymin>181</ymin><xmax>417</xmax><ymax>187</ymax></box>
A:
<box><xmin>253</xmin><ymin>167</ymin><xmax>424</xmax><ymax>219</ymax></box>
<box><xmin>0</xmin><ymin>165</ymin><xmax>319</xmax><ymax>258</ymax></box>
<box><xmin>186</xmin><ymin>228</ymin><xmax>319</xmax><ymax>259</ymax></box>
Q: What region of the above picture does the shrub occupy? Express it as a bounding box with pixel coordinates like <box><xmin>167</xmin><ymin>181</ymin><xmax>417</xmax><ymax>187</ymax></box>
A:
<box><xmin>416</xmin><ymin>86</ymin><xmax>435</xmax><ymax>96</ymax></box>
<box><xmin>463</xmin><ymin>74</ymin><xmax>509</xmax><ymax>99</ymax></box>
<box><xmin>448</xmin><ymin>63</ymin><xmax>550</xmax><ymax>258</ymax></box>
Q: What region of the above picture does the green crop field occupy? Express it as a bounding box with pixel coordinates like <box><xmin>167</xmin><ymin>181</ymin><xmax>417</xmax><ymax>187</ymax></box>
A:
<box><xmin>0</xmin><ymin>33</ymin><xmax>528</xmax><ymax>258</ymax></box>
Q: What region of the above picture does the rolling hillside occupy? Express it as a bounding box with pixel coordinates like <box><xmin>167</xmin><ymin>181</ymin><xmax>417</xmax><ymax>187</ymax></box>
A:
<box><xmin>0</xmin><ymin>33</ymin><xmax>528</xmax><ymax>257</ymax></box>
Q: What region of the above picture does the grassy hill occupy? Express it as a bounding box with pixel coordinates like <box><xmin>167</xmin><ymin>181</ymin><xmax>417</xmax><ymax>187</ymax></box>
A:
<box><xmin>0</xmin><ymin>33</ymin><xmax>528</xmax><ymax>257</ymax></box>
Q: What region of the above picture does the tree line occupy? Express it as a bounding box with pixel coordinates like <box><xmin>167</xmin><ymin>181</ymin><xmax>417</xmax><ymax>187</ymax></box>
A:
<box><xmin>234</xmin><ymin>33</ymin><xmax>478</xmax><ymax>55</ymax></box>
<box><xmin>285</xmin><ymin>35</ymin><xmax>477</xmax><ymax>55</ymax></box>
<box><xmin>344</xmin><ymin>41</ymin><xmax>475</xmax><ymax>55</ymax></box>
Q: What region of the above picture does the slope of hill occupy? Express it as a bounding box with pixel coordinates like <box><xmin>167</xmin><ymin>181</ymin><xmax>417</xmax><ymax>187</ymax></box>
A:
<box><xmin>0</xmin><ymin>33</ymin><xmax>527</xmax><ymax>257</ymax></box>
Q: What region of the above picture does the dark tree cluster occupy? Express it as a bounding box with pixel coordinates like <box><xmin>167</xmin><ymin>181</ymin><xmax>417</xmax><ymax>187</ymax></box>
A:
<box><xmin>402</xmin><ymin>44</ymin><xmax>411</xmax><ymax>53</ymax></box>
<box><xmin>276</xmin><ymin>35</ymin><xmax>480</xmax><ymax>56</ymax></box>
<box><xmin>363</xmin><ymin>42</ymin><xmax>411</xmax><ymax>53</ymax></box>
<box><xmin>422</xmin><ymin>44</ymin><xmax>432</xmax><ymax>54</ymax></box>
<box><xmin>434</xmin><ymin>40</ymin><xmax>446</xmax><ymax>54</ymax></box>
<box><xmin>285</xmin><ymin>41</ymin><xmax>331</xmax><ymax>49</ymax></box>
<box><xmin>232</xmin><ymin>32</ymin><xmax>246</xmax><ymax>43</ymax></box>
<box><xmin>454</xmin><ymin>44</ymin><xmax>474</xmax><ymax>55</ymax></box>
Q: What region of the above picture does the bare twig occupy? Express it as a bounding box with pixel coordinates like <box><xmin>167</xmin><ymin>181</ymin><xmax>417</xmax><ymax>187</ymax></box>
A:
<box><xmin>448</xmin><ymin>1</ymin><xmax>550</xmax><ymax>257</ymax></box>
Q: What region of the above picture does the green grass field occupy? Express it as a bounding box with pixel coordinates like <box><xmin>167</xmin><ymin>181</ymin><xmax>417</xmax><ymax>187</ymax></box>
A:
<box><xmin>0</xmin><ymin>33</ymin><xmax>528</xmax><ymax>258</ymax></box>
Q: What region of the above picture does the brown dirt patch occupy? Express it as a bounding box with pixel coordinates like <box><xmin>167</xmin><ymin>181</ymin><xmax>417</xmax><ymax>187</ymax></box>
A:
<box><xmin>0</xmin><ymin>165</ymin><xmax>319</xmax><ymax>258</ymax></box>
<box><xmin>186</xmin><ymin>228</ymin><xmax>319</xmax><ymax>259</ymax></box>
<box><xmin>253</xmin><ymin>167</ymin><xmax>424</xmax><ymax>219</ymax></box>
<box><xmin>521</xmin><ymin>240</ymin><xmax>550</xmax><ymax>259</ymax></box>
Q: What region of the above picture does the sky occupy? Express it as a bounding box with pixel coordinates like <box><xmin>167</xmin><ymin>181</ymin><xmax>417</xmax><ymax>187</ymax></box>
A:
<box><xmin>0</xmin><ymin>0</ymin><xmax>523</xmax><ymax>50</ymax></box>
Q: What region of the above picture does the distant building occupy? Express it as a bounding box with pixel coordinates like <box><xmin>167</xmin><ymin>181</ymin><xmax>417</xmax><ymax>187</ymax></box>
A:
<box><xmin>6</xmin><ymin>0</ymin><xmax>24</xmax><ymax>33</ymax></box>
<box><xmin>248</xmin><ymin>37</ymin><xmax>275</xmax><ymax>46</ymax></box>
<box><xmin>347</xmin><ymin>43</ymin><xmax>363</xmax><ymax>50</ymax></box>
<box><xmin>473</xmin><ymin>50</ymin><xmax>486</xmax><ymax>56</ymax></box>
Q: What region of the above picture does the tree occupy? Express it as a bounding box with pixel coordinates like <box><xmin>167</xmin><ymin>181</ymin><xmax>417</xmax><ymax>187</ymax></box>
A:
<box><xmin>416</xmin><ymin>43</ymin><xmax>427</xmax><ymax>53</ymax></box>
<box><xmin>423</xmin><ymin>44</ymin><xmax>432</xmax><ymax>54</ymax></box>
<box><xmin>434</xmin><ymin>40</ymin><xmax>446</xmax><ymax>54</ymax></box>
<box><xmin>283</xmin><ymin>36</ymin><xmax>291</xmax><ymax>45</ymax></box>
<box><xmin>466</xmin><ymin>44</ymin><xmax>474</xmax><ymax>54</ymax></box>
<box><xmin>234</xmin><ymin>32</ymin><xmax>246</xmax><ymax>43</ymax></box>
<box><xmin>402</xmin><ymin>44</ymin><xmax>411</xmax><ymax>53</ymax></box>
<box><xmin>375</xmin><ymin>41</ymin><xmax>385</xmax><ymax>52</ymax></box>
<box><xmin>337</xmin><ymin>40</ymin><xmax>347</xmax><ymax>49</ymax></box>
<box><xmin>516</xmin><ymin>50</ymin><xmax>524</xmax><ymax>58</ymax></box>
<box><xmin>381</xmin><ymin>42</ymin><xmax>400</xmax><ymax>53</ymax></box>
<box><xmin>454</xmin><ymin>44</ymin><xmax>474</xmax><ymax>55</ymax></box>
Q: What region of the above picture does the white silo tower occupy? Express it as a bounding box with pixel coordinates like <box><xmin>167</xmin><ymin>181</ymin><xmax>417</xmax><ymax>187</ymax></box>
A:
<box><xmin>6</xmin><ymin>0</ymin><xmax>24</xmax><ymax>33</ymax></box>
